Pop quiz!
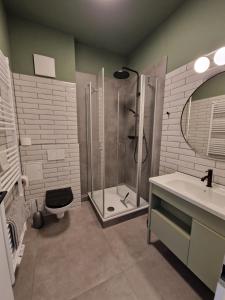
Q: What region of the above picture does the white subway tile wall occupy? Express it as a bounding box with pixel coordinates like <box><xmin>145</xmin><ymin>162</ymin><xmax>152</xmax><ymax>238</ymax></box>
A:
<box><xmin>13</xmin><ymin>73</ymin><xmax>81</xmax><ymax>213</ymax></box>
<box><xmin>160</xmin><ymin>61</ymin><xmax>225</xmax><ymax>185</ymax></box>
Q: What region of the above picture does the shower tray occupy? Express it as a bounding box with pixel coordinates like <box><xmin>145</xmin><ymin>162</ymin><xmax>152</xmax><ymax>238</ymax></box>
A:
<box><xmin>88</xmin><ymin>184</ymin><xmax>149</xmax><ymax>227</ymax></box>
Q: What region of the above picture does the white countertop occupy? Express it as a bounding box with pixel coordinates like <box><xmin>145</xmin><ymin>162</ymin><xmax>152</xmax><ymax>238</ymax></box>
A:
<box><xmin>149</xmin><ymin>172</ymin><xmax>225</xmax><ymax>221</ymax></box>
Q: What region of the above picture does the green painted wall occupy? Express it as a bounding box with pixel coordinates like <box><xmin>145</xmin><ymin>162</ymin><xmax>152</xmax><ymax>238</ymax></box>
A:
<box><xmin>0</xmin><ymin>0</ymin><xmax>10</xmax><ymax>57</ymax></box>
<box><xmin>8</xmin><ymin>16</ymin><xmax>76</xmax><ymax>82</ymax></box>
<box><xmin>7</xmin><ymin>16</ymin><xmax>126</xmax><ymax>81</ymax></box>
<box><xmin>75</xmin><ymin>42</ymin><xmax>127</xmax><ymax>77</ymax></box>
<box><xmin>8</xmin><ymin>0</ymin><xmax>225</xmax><ymax>81</ymax></box>
<box><xmin>129</xmin><ymin>0</ymin><xmax>225</xmax><ymax>73</ymax></box>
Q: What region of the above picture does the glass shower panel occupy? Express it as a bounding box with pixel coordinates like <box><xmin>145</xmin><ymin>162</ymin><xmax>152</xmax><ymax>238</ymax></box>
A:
<box><xmin>117</xmin><ymin>77</ymin><xmax>138</xmax><ymax>206</ymax></box>
<box><xmin>139</xmin><ymin>75</ymin><xmax>162</xmax><ymax>201</ymax></box>
<box><xmin>104</xmin><ymin>76</ymin><xmax>119</xmax><ymax>190</ymax></box>
<box><xmin>115</xmin><ymin>90</ymin><xmax>126</xmax><ymax>198</ymax></box>
<box><xmin>89</xmin><ymin>68</ymin><xmax>105</xmax><ymax>217</ymax></box>
<box><xmin>116</xmin><ymin>90</ymin><xmax>124</xmax><ymax>195</ymax></box>
<box><xmin>88</xmin><ymin>70</ymin><xmax>150</xmax><ymax>220</ymax></box>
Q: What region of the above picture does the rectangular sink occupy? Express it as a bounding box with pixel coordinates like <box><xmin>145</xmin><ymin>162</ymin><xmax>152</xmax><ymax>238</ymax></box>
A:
<box><xmin>149</xmin><ymin>172</ymin><xmax>225</xmax><ymax>221</ymax></box>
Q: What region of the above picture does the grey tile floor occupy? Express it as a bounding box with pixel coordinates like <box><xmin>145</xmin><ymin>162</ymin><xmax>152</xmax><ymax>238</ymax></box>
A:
<box><xmin>13</xmin><ymin>201</ymin><xmax>214</xmax><ymax>300</ymax></box>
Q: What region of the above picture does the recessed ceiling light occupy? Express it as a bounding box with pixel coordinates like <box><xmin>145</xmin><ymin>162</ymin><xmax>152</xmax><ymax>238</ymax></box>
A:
<box><xmin>214</xmin><ymin>47</ymin><xmax>225</xmax><ymax>66</ymax></box>
<box><xmin>194</xmin><ymin>56</ymin><xmax>210</xmax><ymax>73</ymax></box>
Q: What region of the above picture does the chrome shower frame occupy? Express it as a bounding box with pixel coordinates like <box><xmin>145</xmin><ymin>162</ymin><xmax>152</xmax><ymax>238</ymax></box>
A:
<box><xmin>136</xmin><ymin>74</ymin><xmax>146</xmax><ymax>207</ymax></box>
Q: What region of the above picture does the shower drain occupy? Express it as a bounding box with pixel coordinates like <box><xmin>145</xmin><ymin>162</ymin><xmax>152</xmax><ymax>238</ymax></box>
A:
<box><xmin>107</xmin><ymin>206</ymin><xmax>115</xmax><ymax>212</ymax></box>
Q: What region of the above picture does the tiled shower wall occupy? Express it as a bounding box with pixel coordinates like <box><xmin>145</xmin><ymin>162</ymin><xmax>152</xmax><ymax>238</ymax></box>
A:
<box><xmin>160</xmin><ymin>59</ymin><xmax>225</xmax><ymax>185</ymax></box>
<box><xmin>13</xmin><ymin>73</ymin><xmax>81</xmax><ymax>213</ymax></box>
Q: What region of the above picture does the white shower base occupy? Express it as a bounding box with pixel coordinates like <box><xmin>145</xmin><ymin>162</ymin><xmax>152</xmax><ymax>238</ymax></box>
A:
<box><xmin>88</xmin><ymin>184</ymin><xmax>148</xmax><ymax>223</ymax></box>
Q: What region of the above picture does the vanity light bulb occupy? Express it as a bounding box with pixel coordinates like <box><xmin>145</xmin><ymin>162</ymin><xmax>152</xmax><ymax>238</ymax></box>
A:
<box><xmin>194</xmin><ymin>57</ymin><xmax>210</xmax><ymax>73</ymax></box>
<box><xmin>214</xmin><ymin>47</ymin><xmax>225</xmax><ymax>66</ymax></box>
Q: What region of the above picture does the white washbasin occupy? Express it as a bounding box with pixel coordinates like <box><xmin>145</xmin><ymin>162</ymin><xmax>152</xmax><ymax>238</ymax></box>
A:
<box><xmin>149</xmin><ymin>172</ymin><xmax>225</xmax><ymax>221</ymax></box>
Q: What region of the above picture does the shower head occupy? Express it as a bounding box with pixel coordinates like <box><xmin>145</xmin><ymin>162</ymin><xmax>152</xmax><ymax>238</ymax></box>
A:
<box><xmin>113</xmin><ymin>69</ymin><xmax>130</xmax><ymax>79</ymax></box>
<box><xmin>113</xmin><ymin>66</ymin><xmax>140</xmax><ymax>80</ymax></box>
<box><xmin>113</xmin><ymin>67</ymin><xmax>140</xmax><ymax>98</ymax></box>
<box><xmin>122</xmin><ymin>67</ymin><xmax>140</xmax><ymax>78</ymax></box>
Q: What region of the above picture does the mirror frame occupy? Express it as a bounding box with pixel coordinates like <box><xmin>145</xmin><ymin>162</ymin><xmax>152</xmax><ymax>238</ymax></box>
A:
<box><xmin>180</xmin><ymin>70</ymin><xmax>225</xmax><ymax>161</ymax></box>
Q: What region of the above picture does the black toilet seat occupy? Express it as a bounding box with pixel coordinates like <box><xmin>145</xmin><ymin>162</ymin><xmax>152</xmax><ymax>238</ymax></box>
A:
<box><xmin>45</xmin><ymin>187</ymin><xmax>73</xmax><ymax>209</ymax></box>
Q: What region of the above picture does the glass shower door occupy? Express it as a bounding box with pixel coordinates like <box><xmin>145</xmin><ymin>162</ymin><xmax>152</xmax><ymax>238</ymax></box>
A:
<box><xmin>138</xmin><ymin>74</ymin><xmax>163</xmax><ymax>203</ymax></box>
<box><xmin>116</xmin><ymin>77</ymin><xmax>139</xmax><ymax>209</ymax></box>
<box><xmin>135</xmin><ymin>74</ymin><xmax>146</xmax><ymax>207</ymax></box>
<box><xmin>125</xmin><ymin>74</ymin><xmax>156</xmax><ymax>207</ymax></box>
<box><xmin>89</xmin><ymin>68</ymin><xmax>105</xmax><ymax>217</ymax></box>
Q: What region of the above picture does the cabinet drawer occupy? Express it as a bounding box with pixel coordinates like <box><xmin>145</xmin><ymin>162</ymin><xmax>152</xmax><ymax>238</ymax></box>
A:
<box><xmin>151</xmin><ymin>209</ymin><xmax>190</xmax><ymax>264</ymax></box>
<box><xmin>188</xmin><ymin>220</ymin><xmax>225</xmax><ymax>292</ymax></box>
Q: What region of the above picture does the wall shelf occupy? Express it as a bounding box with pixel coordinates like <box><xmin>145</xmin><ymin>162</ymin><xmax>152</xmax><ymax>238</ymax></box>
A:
<box><xmin>154</xmin><ymin>206</ymin><xmax>191</xmax><ymax>235</ymax></box>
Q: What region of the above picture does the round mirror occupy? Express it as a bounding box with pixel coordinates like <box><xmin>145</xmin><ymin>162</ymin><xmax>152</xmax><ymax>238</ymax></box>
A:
<box><xmin>181</xmin><ymin>72</ymin><xmax>225</xmax><ymax>160</ymax></box>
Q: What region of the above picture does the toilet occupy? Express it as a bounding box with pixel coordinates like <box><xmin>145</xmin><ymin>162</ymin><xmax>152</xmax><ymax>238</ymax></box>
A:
<box><xmin>45</xmin><ymin>187</ymin><xmax>73</xmax><ymax>219</ymax></box>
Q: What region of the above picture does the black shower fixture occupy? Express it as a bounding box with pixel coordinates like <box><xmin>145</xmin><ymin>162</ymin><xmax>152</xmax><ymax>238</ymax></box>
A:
<box><xmin>128</xmin><ymin>108</ymin><xmax>138</xmax><ymax>116</ymax></box>
<box><xmin>113</xmin><ymin>66</ymin><xmax>148</xmax><ymax>164</ymax></box>
<box><xmin>113</xmin><ymin>67</ymin><xmax>140</xmax><ymax>97</ymax></box>
<box><xmin>113</xmin><ymin>69</ymin><xmax>130</xmax><ymax>79</ymax></box>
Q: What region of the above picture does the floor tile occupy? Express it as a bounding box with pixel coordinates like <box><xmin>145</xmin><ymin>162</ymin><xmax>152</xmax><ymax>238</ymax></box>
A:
<box><xmin>32</xmin><ymin>216</ymin><xmax>121</xmax><ymax>299</ymax></box>
<box><xmin>23</xmin><ymin>223</ymin><xmax>39</xmax><ymax>244</ymax></box>
<box><xmin>13</xmin><ymin>201</ymin><xmax>214</xmax><ymax>300</ymax></box>
<box><xmin>71</xmin><ymin>273</ymin><xmax>138</xmax><ymax>300</ymax></box>
<box><xmin>103</xmin><ymin>214</ymin><xmax>149</xmax><ymax>270</ymax></box>
<box><xmin>13</xmin><ymin>235</ymin><xmax>38</xmax><ymax>300</ymax></box>
<box><xmin>124</xmin><ymin>241</ymin><xmax>214</xmax><ymax>300</ymax></box>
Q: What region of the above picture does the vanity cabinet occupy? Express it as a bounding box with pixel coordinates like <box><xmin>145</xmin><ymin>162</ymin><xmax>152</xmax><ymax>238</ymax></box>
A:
<box><xmin>188</xmin><ymin>220</ymin><xmax>225</xmax><ymax>291</ymax></box>
<box><xmin>149</xmin><ymin>184</ymin><xmax>225</xmax><ymax>292</ymax></box>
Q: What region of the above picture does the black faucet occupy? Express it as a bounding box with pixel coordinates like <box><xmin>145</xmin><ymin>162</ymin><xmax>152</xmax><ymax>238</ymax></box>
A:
<box><xmin>201</xmin><ymin>169</ymin><xmax>213</xmax><ymax>187</ymax></box>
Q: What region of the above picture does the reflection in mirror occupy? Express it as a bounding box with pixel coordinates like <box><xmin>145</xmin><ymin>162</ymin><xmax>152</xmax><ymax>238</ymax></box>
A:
<box><xmin>181</xmin><ymin>72</ymin><xmax>225</xmax><ymax>160</ymax></box>
<box><xmin>0</xmin><ymin>82</ymin><xmax>14</xmax><ymax>153</ymax></box>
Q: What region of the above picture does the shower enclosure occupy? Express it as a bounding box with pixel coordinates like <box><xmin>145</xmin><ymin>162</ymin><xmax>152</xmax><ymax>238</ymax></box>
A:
<box><xmin>87</xmin><ymin>67</ymin><xmax>158</xmax><ymax>225</ymax></box>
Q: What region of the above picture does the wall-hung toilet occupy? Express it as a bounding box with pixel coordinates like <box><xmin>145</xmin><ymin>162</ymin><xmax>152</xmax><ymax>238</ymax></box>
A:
<box><xmin>45</xmin><ymin>187</ymin><xmax>73</xmax><ymax>219</ymax></box>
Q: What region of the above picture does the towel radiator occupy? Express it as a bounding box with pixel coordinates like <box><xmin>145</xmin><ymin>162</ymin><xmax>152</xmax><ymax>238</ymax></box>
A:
<box><xmin>0</xmin><ymin>50</ymin><xmax>22</xmax><ymax>285</ymax></box>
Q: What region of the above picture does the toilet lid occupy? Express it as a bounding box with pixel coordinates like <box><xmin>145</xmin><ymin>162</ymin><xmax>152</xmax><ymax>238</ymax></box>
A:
<box><xmin>45</xmin><ymin>187</ymin><xmax>73</xmax><ymax>209</ymax></box>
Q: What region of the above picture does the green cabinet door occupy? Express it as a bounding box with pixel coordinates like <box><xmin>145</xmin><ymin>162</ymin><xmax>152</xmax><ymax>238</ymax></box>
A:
<box><xmin>188</xmin><ymin>220</ymin><xmax>225</xmax><ymax>292</ymax></box>
<box><xmin>151</xmin><ymin>209</ymin><xmax>190</xmax><ymax>265</ymax></box>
